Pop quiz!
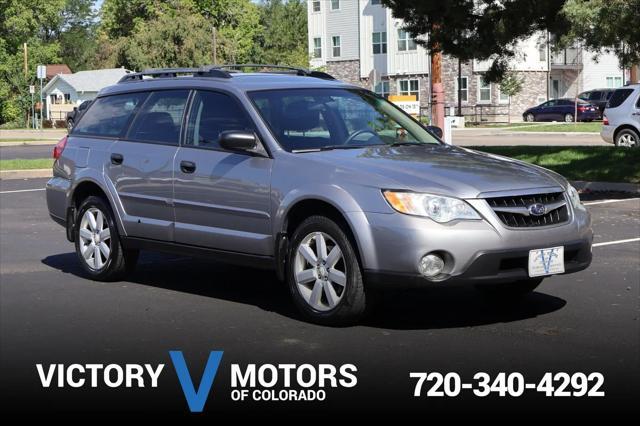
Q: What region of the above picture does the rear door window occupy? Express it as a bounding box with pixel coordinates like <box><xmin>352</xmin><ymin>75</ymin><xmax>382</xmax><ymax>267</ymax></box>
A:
<box><xmin>588</xmin><ymin>91</ymin><xmax>602</xmax><ymax>101</ymax></box>
<box><xmin>126</xmin><ymin>90</ymin><xmax>190</xmax><ymax>145</ymax></box>
<box><xmin>184</xmin><ymin>91</ymin><xmax>255</xmax><ymax>150</ymax></box>
<box><xmin>72</xmin><ymin>92</ymin><xmax>148</xmax><ymax>137</ymax></box>
<box><xmin>607</xmin><ymin>89</ymin><xmax>634</xmax><ymax>108</ymax></box>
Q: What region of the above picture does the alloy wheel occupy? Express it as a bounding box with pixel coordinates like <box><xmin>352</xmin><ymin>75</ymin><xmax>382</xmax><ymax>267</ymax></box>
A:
<box><xmin>294</xmin><ymin>232</ymin><xmax>347</xmax><ymax>312</ymax></box>
<box><xmin>564</xmin><ymin>113</ymin><xmax>573</xmax><ymax>123</ymax></box>
<box><xmin>78</xmin><ymin>207</ymin><xmax>111</xmax><ymax>270</ymax></box>
<box><xmin>618</xmin><ymin>133</ymin><xmax>638</xmax><ymax>148</ymax></box>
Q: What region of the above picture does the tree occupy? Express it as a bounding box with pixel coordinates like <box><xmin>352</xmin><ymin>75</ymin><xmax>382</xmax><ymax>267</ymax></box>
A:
<box><xmin>59</xmin><ymin>0</ymin><xmax>98</xmax><ymax>71</ymax></box>
<box><xmin>498</xmin><ymin>71</ymin><xmax>524</xmax><ymax>123</ymax></box>
<box><xmin>381</xmin><ymin>0</ymin><xmax>569</xmax><ymax>82</ymax></box>
<box><xmin>255</xmin><ymin>0</ymin><xmax>308</xmax><ymax>67</ymax></box>
<box><xmin>562</xmin><ymin>0</ymin><xmax>640</xmax><ymax>70</ymax></box>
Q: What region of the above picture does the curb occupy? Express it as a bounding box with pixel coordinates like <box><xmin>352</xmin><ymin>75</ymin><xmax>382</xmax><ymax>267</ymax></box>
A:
<box><xmin>571</xmin><ymin>180</ymin><xmax>640</xmax><ymax>194</ymax></box>
<box><xmin>0</xmin><ymin>140</ymin><xmax>58</xmax><ymax>146</ymax></box>
<box><xmin>0</xmin><ymin>168</ymin><xmax>52</xmax><ymax>180</ymax></box>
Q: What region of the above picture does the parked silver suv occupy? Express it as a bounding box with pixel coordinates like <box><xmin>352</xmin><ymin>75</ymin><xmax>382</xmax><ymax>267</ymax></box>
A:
<box><xmin>46</xmin><ymin>65</ymin><xmax>593</xmax><ymax>325</ymax></box>
<box><xmin>601</xmin><ymin>84</ymin><xmax>640</xmax><ymax>147</ymax></box>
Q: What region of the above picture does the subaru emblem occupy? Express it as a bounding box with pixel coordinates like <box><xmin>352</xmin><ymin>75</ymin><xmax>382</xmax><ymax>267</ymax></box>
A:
<box><xmin>528</xmin><ymin>203</ymin><xmax>546</xmax><ymax>216</ymax></box>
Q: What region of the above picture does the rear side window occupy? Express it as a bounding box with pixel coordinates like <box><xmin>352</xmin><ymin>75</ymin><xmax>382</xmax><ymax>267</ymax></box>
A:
<box><xmin>636</xmin><ymin>93</ymin><xmax>640</xmax><ymax>108</ymax></box>
<box><xmin>588</xmin><ymin>91</ymin><xmax>602</xmax><ymax>101</ymax></box>
<box><xmin>73</xmin><ymin>93</ymin><xmax>147</xmax><ymax>137</ymax></box>
<box><xmin>607</xmin><ymin>89</ymin><xmax>634</xmax><ymax>108</ymax></box>
<box><xmin>185</xmin><ymin>91</ymin><xmax>255</xmax><ymax>150</ymax></box>
<box><xmin>126</xmin><ymin>90</ymin><xmax>189</xmax><ymax>145</ymax></box>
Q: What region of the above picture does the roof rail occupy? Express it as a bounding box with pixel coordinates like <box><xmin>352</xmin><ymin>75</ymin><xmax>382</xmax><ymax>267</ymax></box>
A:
<box><xmin>117</xmin><ymin>64</ymin><xmax>335</xmax><ymax>83</ymax></box>
<box><xmin>118</xmin><ymin>66</ymin><xmax>232</xmax><ymax>83</ymax></box>
<box><xmin>215</xmin><ymin>64</ymin><xmax>335</xmax><ymax>80</ymax></box>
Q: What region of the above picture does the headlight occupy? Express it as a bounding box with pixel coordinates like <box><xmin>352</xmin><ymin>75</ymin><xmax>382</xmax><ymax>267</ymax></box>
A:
<box><xmin>567</xmin><ymin>185</ymin><xmax>585</xmax><ymax>211</ymax></box>
<box><xmin>383</xmin><ymin>191</ymin><xmax>481</xmax><ymax>222</ymax></box>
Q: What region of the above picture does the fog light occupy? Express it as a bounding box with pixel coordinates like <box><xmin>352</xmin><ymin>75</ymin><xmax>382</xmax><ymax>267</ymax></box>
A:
<box><xmin>419</xmin><ymin>254</ymin><xmax>445</xmax><ymax>278</ymax></box>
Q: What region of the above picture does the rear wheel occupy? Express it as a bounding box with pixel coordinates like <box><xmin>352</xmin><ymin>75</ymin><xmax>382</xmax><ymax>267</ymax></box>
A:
<box><xmin>475</xmin><ymin>278</ymin><xmax>544</xmax><ymax>298</ymax></box>
<box><xmin>287</xmin><ymin>216</ymin><xmax>367</xmax><ymax>326</ymax></box>
<box><xmin>67</xmin><ymin>119</ymin><xmax>74</xmax><ymax>132</ymax></box>
<box><xmin>74</xmin><ymin>196</ymin><xmax>138</xmax><ymax>281</ymax></box>
<box><xmin>525</xmin><ymin>113</ymin><xmax>535</xmax><ymax>122</ymax></box>
<box><xmin>615</xmin><ymin>128</ymin><xmax>639</xmax><ymax>148</ymax></box>
<box><xmin>564</xmin><ymin>113</ymin><xmax>574</xmax><ymax>123</ymax></box>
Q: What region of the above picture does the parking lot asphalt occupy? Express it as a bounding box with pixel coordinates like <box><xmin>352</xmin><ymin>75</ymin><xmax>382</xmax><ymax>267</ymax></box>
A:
<box><xmin>0</xmin><ymin>178</ymin><xmax>638</xmax><ymax>416</ymax></box>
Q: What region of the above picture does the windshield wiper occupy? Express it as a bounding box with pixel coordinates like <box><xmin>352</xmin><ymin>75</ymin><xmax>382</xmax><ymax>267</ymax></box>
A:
<box><xmin>291</xmin><ymin>145</ymin><xmax>376</xmax><ymax>153</ymax></box>
<box><xmin>387</xmin><ymin>141</ymin><xmax>424</xmax><ymax>147</ymax></box>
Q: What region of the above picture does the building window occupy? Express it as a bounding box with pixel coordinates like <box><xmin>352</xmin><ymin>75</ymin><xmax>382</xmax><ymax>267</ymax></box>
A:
<box><xmin>499</xmin><ymin>90</ymin><xmax>510</xmax><ymax>103</ymax></box>
<box><xmin>64</xmin><ymin>93</ymin><xmax>71</xmax><ymax>104</ymax></box>
<box><xmin>312</xmin><ymin>1</ymin><xmax>320</xmax><ymax>12</ymax></box>
<box><xmin>397</xmin><ymin>29</ymin><xmax>417</xmax><ymax>51</ymax></box>
<box><xmin>538</xmin><ymin>44</ymin><xmax>547</xmax><ymax>61</ymax></box>
<box><xmin>456</xmin><ymin>76</ymin><xmax>468</xmax><ymax>102</ymax></box>
<box><xmin>606</xmin><ymin>76</ymin><xmax>623</xmax><ymax>88</ymax></box>
<box><xmin>331</xmin><ymin>0</ymin><xmax>340</xmax><ymax>11</ymax></box>
<box><xmin>371</xmin><ymin>0</ymin><xmax>382</xmax><ymax>4</ymax></box>
<box><xmin>313</xmin><ymin>37</ymin><xmax>322</xmax><ymax>58</ymax></box>
<box><xmin>478</xmin><ymin>76</ymin><xmax>491</xmax><ymax>103</ymax></box>
<box><xmin>398</xmin><ymin>79</ymin><xmax>419</xmax><ymax>100</ymax></box>
<box><xmin>332</xmin><ymin>36</ymin><xmax>341</xmax><ymax>57</ymax></box>
<box><xmin>372</xmin><ymin>32</ymin><xmax>387</xmax><ymax>54</ymax></box>
<box><xmin>374</xmin><ymin>81</ymin><xmax>390</xmax><ymax>98</ymax></box>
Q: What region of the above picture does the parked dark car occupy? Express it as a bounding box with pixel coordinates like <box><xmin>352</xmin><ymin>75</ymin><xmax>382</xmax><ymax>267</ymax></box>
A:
<box><xmin>66</xmin><ymin>100</ymin><xmax>92</xmax><ymax>132</ymax></box>
<box><xmin>578</xmin><ymin>88</ymin><xmax>616</xmax><ymax>117</ymax></box>
<box><xmin>523</xmin><ymin>98</ymin><xmax>599</xmax><ymax>123</ymax></box>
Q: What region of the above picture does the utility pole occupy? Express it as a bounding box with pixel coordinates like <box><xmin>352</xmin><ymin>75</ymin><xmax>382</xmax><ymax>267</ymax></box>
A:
<box><xmin>212</xmin><ymin>26</ymin><xmax>217</xmax><ymax>65</ymax></box>
<box><xmin>23</xmin><ymin>43</ymin><xmax>28</xmax><ymax>77</ymax></box>
<box><xmin>457</xmin><ymin>59</ymin><xmax>462</xmax><ymax>116</ymax></box>
<box><xmin>431</xmin><ymin>50</ymin><xmax>445</xmax><ymax>136</ymax></box>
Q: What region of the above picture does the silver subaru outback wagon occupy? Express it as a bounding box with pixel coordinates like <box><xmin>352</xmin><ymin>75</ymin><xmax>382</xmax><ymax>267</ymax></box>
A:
<box><xmin>46</xmin><ymin>65</ymin><xmax>592</xmax><ymax>325</ymax></box>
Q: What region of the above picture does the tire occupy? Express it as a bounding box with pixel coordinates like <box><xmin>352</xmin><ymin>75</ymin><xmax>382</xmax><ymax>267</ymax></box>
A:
<box><xmin>525</xmin><ymin>113</ymin><xmax>535</xmax><ymax>122</ymax></box>
<box><xmin>475</xmin><ymin>278</ymin><xmax>544</xmax><ymax>298</ymax></box>
<box><xmin>67</xmin><ymin>119</ymin><xmax>74</xmax><ymax>132</ymax></box>
<box><xmin>615</xmin><ymin>128</ymin><xmax>639</xmax><ymax>148</ymax></box>
<box><xmin>564</xmin><ymin>113</ymin><xmax>574</xmax><ymax>123</ymax></box>
<box><xmin>74</xmin><ymin>196</ymin><xmax>138</xmax><ymax>281</ymax></box>
<box><xmin>287</xmin><ymin>215</ymin><xmax>367</xmax><ymax>326</ymax></box>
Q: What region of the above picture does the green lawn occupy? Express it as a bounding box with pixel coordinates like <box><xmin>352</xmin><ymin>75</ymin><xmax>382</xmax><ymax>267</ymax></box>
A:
<box><xmin>472</xmin><ymin>146</ymin><xmax>640</xmax><ymax>184</ymax></box>
<box><xmin>508</xmin><ymin>122</ymin><xmax>602</xmax><ymax>132</ymax></box>
<box><xmin>0</xmin><ymin>158</ymin><xmax>54</xmax><ymax>170</ymax></box>
<box><xmin>466</xmin><ymin>122</ymin><xmax>543</xmax><ymax>129</ymax></box>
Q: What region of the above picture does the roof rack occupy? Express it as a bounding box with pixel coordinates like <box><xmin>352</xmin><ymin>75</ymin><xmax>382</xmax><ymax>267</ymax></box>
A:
<box><xmin>118</xmin><ymin>66</ymin><xmax>232</xmax><ymax>82</ymax></box>
<box><xmin>118</xmin><ymin>64</ymin><xmax>335</xmax><ymax>83</ymax></box>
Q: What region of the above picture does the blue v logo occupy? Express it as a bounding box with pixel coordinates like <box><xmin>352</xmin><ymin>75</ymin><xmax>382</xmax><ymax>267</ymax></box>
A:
<box><xmin>169</xmin><ymin>351</ymin><xmax>223</xmax><ymax>413</ymax></box>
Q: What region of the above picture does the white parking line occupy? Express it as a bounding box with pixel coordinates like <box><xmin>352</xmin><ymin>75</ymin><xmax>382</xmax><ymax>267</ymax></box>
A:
<box><xmin>584</xmin><ymin>198</ymin><xmax>640</xmax><ymax>206</ymax></box>
<box><xmin>593</xmin><ymin>238</ymin><xmax>640</xmax><ymax>248</ymax></box>
<box><xmin>0</xmin><ymin>188</ymin><xmax>45</xmax><ymax>194</ymax></box>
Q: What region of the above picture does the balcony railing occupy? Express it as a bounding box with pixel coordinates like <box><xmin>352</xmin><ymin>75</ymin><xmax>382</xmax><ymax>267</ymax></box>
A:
<box><xmin>551</xmin><ymin>47</ymin><xmax>582</xmax><ymax>67</ymax></box>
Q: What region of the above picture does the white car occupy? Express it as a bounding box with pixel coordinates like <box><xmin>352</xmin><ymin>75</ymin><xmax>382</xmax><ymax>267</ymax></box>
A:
<box><xmin>601</xmin><ymin>84</ymin><xmax>640</xmax><ymax>147</ymax></box>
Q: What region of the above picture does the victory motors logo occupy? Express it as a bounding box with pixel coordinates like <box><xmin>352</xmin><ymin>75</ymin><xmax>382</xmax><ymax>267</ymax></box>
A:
<box><xmin>36</xmin><ymin>351</ymin><xmax>357</xmax><ymax>413</ymax></box>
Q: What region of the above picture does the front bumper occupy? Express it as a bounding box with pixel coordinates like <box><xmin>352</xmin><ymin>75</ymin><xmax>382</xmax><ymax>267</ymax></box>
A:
<box><xmin>349</xmin><ymin>198</ymin><xmax>592</xmax><ymax>288</ymax></box>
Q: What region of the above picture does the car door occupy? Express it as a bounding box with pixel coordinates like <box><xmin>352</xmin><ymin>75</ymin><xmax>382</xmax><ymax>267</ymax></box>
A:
<box><xmin>537</xmin><ymin>100</ymin><xmax>555</xmax><ymax>121</ymax></box>
<box><xmin>106</xmin><ymin>90</ymin><xmax>190</xmax><ymax>241</ymax></box>
<box><xmin>173</xmin><ymin>90</ymin><xmax>273</xmax><ymax>255</ymax></box>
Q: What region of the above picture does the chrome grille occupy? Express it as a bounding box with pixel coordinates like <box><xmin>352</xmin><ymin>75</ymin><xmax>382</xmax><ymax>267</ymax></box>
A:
<box><xmin>486</xmin><ymin>192</ymin><xmax>569</xmax><ymax>228</ymax></box>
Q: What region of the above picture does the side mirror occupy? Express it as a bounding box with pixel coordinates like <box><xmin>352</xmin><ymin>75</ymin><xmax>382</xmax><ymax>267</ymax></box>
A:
<box><xmin>427</xmin><ymin>125</ymin><xmax>443</xmax><ymax>138</ymax></box>
<box><xmin>219</xmin><ymin>130</ymin><xmax>258</xmax><ymax>152</ymax></box>
<box><xmin>73</xmin><ymin>107</ymin><xmax>78</xmax><ymax>112</ymax></box>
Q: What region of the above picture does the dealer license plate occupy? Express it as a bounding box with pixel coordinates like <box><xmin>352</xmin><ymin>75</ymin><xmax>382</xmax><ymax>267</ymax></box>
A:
<box><xmin>528</xmin><ymin>246</ymin><xmax>565</xmax><ymax>277</ymax></box>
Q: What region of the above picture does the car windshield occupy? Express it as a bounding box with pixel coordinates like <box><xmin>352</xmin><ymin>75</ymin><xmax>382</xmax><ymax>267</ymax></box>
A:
<box><xmin>248</xmin><ymin>88</ymin><xmax>439</xmax><ymax>152</ymax></box>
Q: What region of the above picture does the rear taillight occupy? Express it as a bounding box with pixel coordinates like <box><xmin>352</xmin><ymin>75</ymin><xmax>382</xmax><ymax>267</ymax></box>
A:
<box><xmin>603</xmin><ymin>116</ymin><xmax>609</xmax><ymax>125</ymax></box>
<box><xmin>577</xmin><ymin>105</ymin><xmax>587</xmax><ymax>112</ymax></box>
<box><xmin>53</xmin><ymin>135</ymin><xmax>68</xmax><ymax>160</ymax></box>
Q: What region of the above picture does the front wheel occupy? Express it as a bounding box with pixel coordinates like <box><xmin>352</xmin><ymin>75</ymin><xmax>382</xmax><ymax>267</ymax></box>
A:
<box><xmin>67</xmin><ymin>119</ymin><xmax>74</xmax><ymax>132</ymax></box>
<box><xmin>74</xmin><ymin>196</ymin><xmax>138</xmax><ymax>281</ymax></box>
<box><xmin>525</xmin><ymin>113</ymin><xmax>535</xmax><ymax>122</ymax></box>
<box><xmin>287</xmin><ymin>216</ymin><xmax>367</xmax><ymax>326</ymax></box>
<box><xmin>475</xmin><ymin>278</ymin><xmax>544</xmax><ymax>298</ymax></box>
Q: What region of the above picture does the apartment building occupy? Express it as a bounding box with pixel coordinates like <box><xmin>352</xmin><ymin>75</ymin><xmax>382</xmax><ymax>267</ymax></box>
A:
<box><xmin>308</xmin><ymin>0</ymin><xmax>625</xmax><ymax>121</ymax></box>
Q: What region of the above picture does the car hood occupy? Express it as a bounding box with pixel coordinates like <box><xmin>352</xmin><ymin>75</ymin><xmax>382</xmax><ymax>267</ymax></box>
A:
<box><xmin>305</xmin><ymin>144</ymin><xmax>566</xmax><ymax>198</ymax></box>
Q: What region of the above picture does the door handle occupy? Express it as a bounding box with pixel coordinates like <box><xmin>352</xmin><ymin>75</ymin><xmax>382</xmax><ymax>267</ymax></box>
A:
<box><xmin>110</xmin><ymin>153</ymin><xmax>123</xmax><ymax>165</ymax></box>
<box><xmin>180</xmin><ymin>160</ymin><xmax>196</xmax><ymax>174</ymax></box>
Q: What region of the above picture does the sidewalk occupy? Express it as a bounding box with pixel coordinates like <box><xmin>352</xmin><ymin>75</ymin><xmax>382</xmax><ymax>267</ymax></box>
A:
<box><xmin>0</xmin><ymin>129</ymin><xmax>67</xmax><ymax>141</ymax></box>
